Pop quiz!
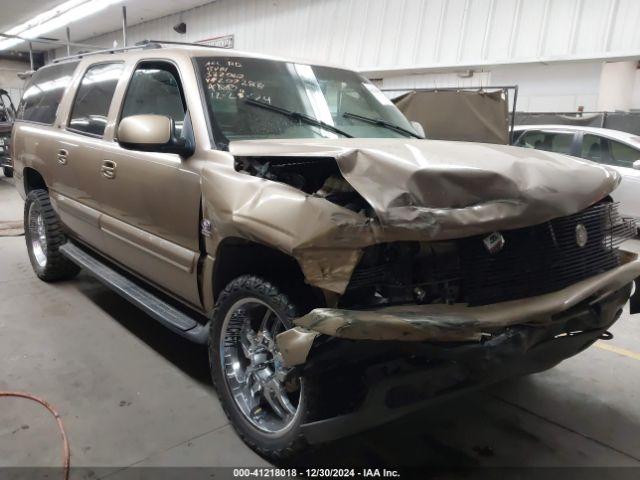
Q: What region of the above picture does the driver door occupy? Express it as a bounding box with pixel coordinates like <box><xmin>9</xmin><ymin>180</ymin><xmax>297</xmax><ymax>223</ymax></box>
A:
<box><xmin>96</xmin><ymin>60</ymin><xmax>202</xmax><ymax>308</ymax></box>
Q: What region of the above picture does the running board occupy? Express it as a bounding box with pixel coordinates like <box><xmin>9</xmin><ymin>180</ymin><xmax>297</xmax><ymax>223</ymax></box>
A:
<box><xmin>59</xmin><ymin>242</ymin><xmax>209</xmax><ymax>345</ymax></box>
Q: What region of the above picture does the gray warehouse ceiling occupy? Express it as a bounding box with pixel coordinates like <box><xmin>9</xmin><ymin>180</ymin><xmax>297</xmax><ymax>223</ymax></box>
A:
<box><xmin>0</xmin><ymin>0</ymin><xmax>214</xmax><ymax>51</ymax></box>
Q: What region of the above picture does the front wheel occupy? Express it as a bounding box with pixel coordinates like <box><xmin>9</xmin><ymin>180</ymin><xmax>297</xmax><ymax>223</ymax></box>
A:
<box><xmin>209</xmin><ymin>275</ymin><xmax>318</xmax><ymax>460</ymax></box>
<box><xmin>2</xmin><ymin>166</ymin><xmax>12</xmax><ymax>178</ymax></box>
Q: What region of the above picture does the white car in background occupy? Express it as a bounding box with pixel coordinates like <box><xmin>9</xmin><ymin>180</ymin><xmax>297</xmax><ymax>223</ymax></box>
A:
<box><xmin>513</xmin><ymin>125</ymin><xmax>640</xmax><ymax>223</ymax></box>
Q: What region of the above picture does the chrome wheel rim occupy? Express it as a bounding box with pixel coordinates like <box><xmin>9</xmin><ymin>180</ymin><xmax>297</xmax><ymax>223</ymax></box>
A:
<box><xmin>220</xmin><ymin>298</ymin><xmax>302</xmax><ymax>434</ymax></box>
<box><xmin>28</xmin><ymin>203</ymin><xmax>47</xmax><ymax>268</ymax></box>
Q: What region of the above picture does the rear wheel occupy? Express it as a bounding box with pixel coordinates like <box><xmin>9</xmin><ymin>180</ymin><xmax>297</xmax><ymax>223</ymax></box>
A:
<box><xmin>209</xmin><ymin>275</ymin><xmax>318</xmax><ymax>460</ymax></box>
<box><xmin>2</xmin><ymin>167</ymin><xmax>12</xmax><ymax>178</ymax></box>
<box><xmin>24</xmin><ymin>189</ymin><xmax>80</xmax><ymax>281</ymax></box>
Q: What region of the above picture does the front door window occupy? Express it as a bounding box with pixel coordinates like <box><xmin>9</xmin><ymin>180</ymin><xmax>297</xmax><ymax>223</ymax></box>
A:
<box><xmin>120</xmin><ymin>61</ymin><xmax>186</xmax><ymax>138</ymax></box>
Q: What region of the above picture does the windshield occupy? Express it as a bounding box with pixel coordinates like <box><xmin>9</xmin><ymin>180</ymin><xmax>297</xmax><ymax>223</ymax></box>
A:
<box><xmin>196</xmin><ymin>56</ymin><xmax>420</xmax><ymax>142</ymax></box>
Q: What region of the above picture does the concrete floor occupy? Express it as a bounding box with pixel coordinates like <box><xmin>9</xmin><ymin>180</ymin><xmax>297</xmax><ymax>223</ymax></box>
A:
<box><xmin>2</xmin><ymin>174</ymin><xmax>640</xmax><ymax>475</ymax></box>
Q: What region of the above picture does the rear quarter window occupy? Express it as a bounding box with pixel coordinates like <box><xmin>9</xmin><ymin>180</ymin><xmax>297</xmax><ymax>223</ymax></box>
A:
<box><xmin>17</xmin><ymin>61</ymin><xmax>79</xmax><ymax>125</ymax></box>
<box><xmin>609</xmin><ymin>140</ymin><xmax>639</xmax><ymax>168</ymax></box>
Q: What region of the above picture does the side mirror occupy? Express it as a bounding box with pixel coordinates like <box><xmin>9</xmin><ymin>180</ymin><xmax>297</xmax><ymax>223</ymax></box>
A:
<box><xmin>117</xmin><ymin>114</ymin><xmax>194</xmax><ymax>157</ymax></box>
<box><xmin>634</xmin><ymin>160</ymin><xmax>640</xmax><ymax>170</ymax></box>
<box><xmin>411</xmin><ymin>121</ymin><xmax>426</xmax><ymax>138</ymax></box>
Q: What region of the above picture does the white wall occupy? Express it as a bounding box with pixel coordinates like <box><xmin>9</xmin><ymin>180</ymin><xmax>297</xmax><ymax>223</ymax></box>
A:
<box><xmin>51</xmin><ymin>0</ymin><xmax>640</xmax><ymax>113</ymax></box>
<box><xmin>57</xmin><ymin>0</ymin><xmax>640</xmax><ymax>71</ymax></box>
<box><xmin>381</xmin><ymin>62</ymin><xmax>604</xmax><ymax>112</ymax></box>
<box><xmin>0</xmin><ymin>59</ymin><xmax>29</xmax><ymax>105</ymax></box>
<box><xmin>492</xmin><ymin>62</ymin><xmax>603</xmax><ymax>112</ymax></box>
<box><xmin>597</xmin><ymin>60</ymin><xmax>637</xmax><ymax>111</ymax></box>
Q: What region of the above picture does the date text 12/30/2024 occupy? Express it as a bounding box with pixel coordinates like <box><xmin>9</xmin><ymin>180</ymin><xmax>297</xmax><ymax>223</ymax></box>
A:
<box><xmin>233</xmin><ymin>468</ymin><xmax>402</xmax><ymax>478</ymax></box>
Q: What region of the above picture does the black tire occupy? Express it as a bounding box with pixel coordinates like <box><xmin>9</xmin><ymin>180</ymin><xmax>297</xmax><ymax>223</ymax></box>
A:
<box><xmin>2</xmin><ymin>166</ymin><xmax>12</xmax><ymax>178</ymax></box>
<box><xmin>24</xmin><ymin>189</ymin><xmax>80</xmax><ymax>282</ymax></box>
<box><xmin>209</xmin><ymin>275</ymin><xmax>318</xmax><ymax>460</ymax></box>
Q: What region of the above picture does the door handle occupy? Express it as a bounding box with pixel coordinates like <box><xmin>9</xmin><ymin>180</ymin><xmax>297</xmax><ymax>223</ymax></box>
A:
<box><xmin>57</xmin><ymin>149</ymin><xmax>68</xmax><ymax>165</ymax></box>
<box><xmin>101</xmin><ymin>160</ymin><xmax>117</xmax><ymax>179</ymax></box>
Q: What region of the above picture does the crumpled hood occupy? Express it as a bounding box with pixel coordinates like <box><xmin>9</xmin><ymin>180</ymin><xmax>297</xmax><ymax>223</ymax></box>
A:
<box><xmin>230</xmin><ymin>138</ymin><xmax>620</xmax><ymax>239</ymax></box>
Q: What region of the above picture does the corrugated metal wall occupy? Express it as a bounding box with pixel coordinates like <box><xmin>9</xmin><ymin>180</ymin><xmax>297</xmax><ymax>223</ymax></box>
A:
<box><xmin>65</xmin><ymin>0</ymin><xmax>640</xmax><ymax>73</ymax></box>
<box><xmin>0</xmin><ymin>59</ymin><xmax>28</xmax><ymax>105</ymax></box>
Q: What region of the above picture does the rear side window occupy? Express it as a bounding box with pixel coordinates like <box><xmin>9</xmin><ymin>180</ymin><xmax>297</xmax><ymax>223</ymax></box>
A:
<box><xmin>69</xmin><ymin>62</ymin><xmax>124</xmax><ymax>137</ymax></box>
<box><xmin>609</xmin><ymin>140</ymin><xmax>639</xmax><ymax>168</ymax></box>
<box><xmin>516</xmin><ymin>131</ymin><xmax>543</xmax><ymax>147</ymax></box>
<box><xmin>581</xmin><ymin>135</ymin><xmax>639</xmax><ymax>168</ymax></box>
<box><xmin>581</xmin><ymin>134</ymin><xmax>607</xmax><ymax>162</ymax></box>
<box><xmin>517</xmin><ymin>130</ymin><xmax>574</xmax><ymax>155</ymax></box>
<box><xmin>17</xmin><ymin>62</ymin><xmax>79</xmax><ymax>124</ymax></box>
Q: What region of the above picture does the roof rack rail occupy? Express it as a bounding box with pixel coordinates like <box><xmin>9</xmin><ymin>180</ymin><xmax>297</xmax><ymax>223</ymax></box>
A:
<box><xmin>51</xmin><ymin>40</ymin><xmax>161</xmax><ymax>64</ymax></box>
<box><xmin>50</xmin><ymin>38</ymin><xmax>231</xmax><ymax>64</ymax></box>
<box><xmin>143</xmin><ymin>39</ymin><xmax>232</xmax><ymax>49</ymax></box>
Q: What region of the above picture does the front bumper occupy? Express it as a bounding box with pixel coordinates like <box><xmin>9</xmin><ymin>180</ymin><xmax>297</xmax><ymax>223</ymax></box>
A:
<box><xmin>275</xmin><ymin>251</ymin><xmax>640</xmax><ymax>442</ymax></box>
<box><xmin>278</xmin><ymin>251</ymin><xmax>640</xmax><ymax>366</ymax></box>
<box><xmin>300</xmin><ymin>282</ymin><xmax>633</xmax><ymax>443</ymax></box>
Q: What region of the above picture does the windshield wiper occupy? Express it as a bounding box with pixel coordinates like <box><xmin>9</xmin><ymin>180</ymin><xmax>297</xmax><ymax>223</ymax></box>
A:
<box><xmin>245</xmin><ymin>98</ymin><xmax>353</xmax><ymax>138</ymax></box>
<box><xmin>343</xmin><ymin>112</ymin><xmax>423</xmax><ymax>139</ymax></box>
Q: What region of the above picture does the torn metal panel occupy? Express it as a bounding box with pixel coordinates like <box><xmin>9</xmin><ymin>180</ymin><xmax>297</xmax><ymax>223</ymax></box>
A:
<box><xmin>294</xmin><ymin>252</ymin><xmax>640</xmax><ymax>342</ymax></box>
<box><xmin>276</xmin><ymin>327</ymin><xmax>320</xmax><ymax>367</ymax></box>
<box><xmin>295</xmin><ymin>309</ymin><xmax>483</xmax><ymax>343</ymax></box>
<box><xmin>200</xmin><ymin>163</ymin><xmax>372</xmax><ymax>293</ymax></box>
<box><xmin>201</xmin><ymin>138</ymin><xmax>621</xmax><ymax>294</ymax></box>
<box><xmin>277</xmin><ymin>253</ymin><xmax>639</xmax><ymax>367</ymax></box>
<box><xmin>295</xmin><ymin>248</ymin><xmax>364</xmax><ymax>293</ymax></box>
<box><xmin>230</xmin><ymin>138</ymin><xmax>620</xmax><ymax>240</ymax></box>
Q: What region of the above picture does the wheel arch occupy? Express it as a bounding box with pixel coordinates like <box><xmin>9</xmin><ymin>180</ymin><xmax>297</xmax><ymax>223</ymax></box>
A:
<box><xmin>23</xmin><ymin>167</ymin><xmax>47</xmax><ymax>194</ymax></box>
<box><xmin>211</xmin><ymin>237</ymin><xmax>323</xmax><ymax>309</ymax></box>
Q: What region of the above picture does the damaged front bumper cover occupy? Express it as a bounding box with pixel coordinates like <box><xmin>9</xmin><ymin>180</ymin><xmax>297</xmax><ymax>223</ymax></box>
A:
<box><xmin>300</xmin><ymin>283</ymin><xmax>631</xmax><ymax>443</ymax></box>
<box><xmin>278</xmin><ymin>251</ymin><xmax>640</xmax><ymax>367</ymax></box>
<box><xmin>277</xmin><ymin>252</ymin><xmax>640</xmax><ymax>443</ymax></box>
<box><xmin>276</xmin><ymin>252</ymin><xmax>640</xmax><ymax>442</ymax></box>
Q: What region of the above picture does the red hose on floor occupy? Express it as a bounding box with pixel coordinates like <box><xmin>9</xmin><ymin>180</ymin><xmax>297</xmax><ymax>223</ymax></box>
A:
<box><xmin>0</xmin><ymin>392</ymin><xmax>70</xmax><ymax>480</ymax></box>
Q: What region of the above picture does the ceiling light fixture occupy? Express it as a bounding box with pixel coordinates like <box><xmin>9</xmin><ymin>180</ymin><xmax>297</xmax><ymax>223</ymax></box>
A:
<box><xmin>0</xmin><ymin>0</ymin><xmax>123</xmax><ymax>51</ymax></box>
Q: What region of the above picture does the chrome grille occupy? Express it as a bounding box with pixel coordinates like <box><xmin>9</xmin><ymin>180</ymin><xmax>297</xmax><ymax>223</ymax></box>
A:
<box><xmin>461</xmin><ymin>202</ymin><xmax>636</xmax><ymax>306</ymax></box>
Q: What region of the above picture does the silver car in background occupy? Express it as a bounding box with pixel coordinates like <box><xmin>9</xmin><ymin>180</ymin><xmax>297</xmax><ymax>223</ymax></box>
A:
<box><xmin>513</xmin><ymin>125</ymin><xmax>640</xmax><ymax>224</ymax></box>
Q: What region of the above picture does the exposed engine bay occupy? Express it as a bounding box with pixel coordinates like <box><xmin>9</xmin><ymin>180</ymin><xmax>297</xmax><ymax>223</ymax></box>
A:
<box><xmin>234</xmin><ymin>154</ymin><xmax>636</xmax><ymax>311</ymax></box>
<box><xmin>234</xmin><ymin>155</ymin><xmax>372</xmax><ymax>215</ymax></box>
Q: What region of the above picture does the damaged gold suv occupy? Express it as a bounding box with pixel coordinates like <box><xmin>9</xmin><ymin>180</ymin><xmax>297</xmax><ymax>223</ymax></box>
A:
<box><xmin>12</xmin><ymin>41</ymin><xmax>640</xmax><ymax>459</ymax></box>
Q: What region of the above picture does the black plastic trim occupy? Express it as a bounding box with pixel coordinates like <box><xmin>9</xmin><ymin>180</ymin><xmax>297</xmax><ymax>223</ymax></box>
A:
<box><xmin>60</xmin><ymin>241</ymin><xmax>209</xmax><ymax>344</ymax></box>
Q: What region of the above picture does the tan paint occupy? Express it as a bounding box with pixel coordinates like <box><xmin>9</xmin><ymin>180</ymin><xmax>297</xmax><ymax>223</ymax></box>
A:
<box><xmin>10</xmin><ymin>47</ymin><xmax>630</xmax><ymax>317</ymax></box>
<box><xmin>14</xmin><ymin>52</ymin><xmax>208</xmax><ymax>309</ymax></box>
<box><xmin>296</xmin><ymin>252</ymin><xmax>640</xmax><ymax>340</ymax></box>
<box><xmin>117</xmin><ymin>115</ymin><xmax>172</xmax><ymax>145</ymax></box>
<box><xmin>199</xmin><ymin>161</ymin><xmax>373</xmax><ymax>293</ymax></box>
<box><xmin>229</xmin><ymin>138</ymin><xmax>620</xmax><ymax>238</ymax></box>
<box><xmin>277</xmin><ymin>252</ymin><xmax>640</xmax><ymax>366</ymax></box>
<box><xmin>276</xmin><ymin>328</ymin><xmax>320</xmax><ymax>367</ymax></box>
<box><xmin>50</xmin><ymin>192</ymin><xmax>105</xmax><ymax>251</ymax></box>
<box><xmin>201</xmin><ymin>255</ymin><xmax>216</xmax><ymax>312</ymax></box>
<box><xmin>225</xmin><ymin>136</ymin><xmax>620</xmax><ymax>293</ymax></box>
<box><xmin>100</xmin><ymin>214</ymin><xmax>200</xmax><ymax>305</ymax></box>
